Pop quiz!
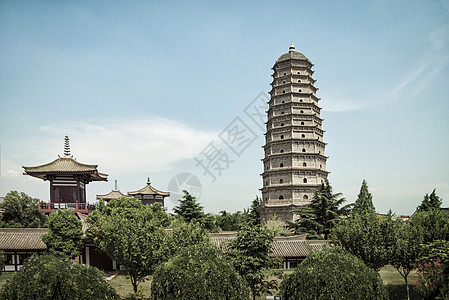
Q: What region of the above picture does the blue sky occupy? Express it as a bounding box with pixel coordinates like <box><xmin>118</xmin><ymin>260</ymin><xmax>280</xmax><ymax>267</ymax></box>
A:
<box><xmin>1</xmin><ymin>0</ymin><xmax>448</xmax><ymax>215</ymax></box>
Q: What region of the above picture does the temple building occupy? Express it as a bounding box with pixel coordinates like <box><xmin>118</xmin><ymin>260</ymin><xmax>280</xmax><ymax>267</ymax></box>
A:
<box><xmin>23</xmin><ymin>136</ymin><xmax>108</xmax><ymax>213</ymax></box>
<box><xmin>260</xmin><ymin>44</ymin><xmax>329</xmax><ymax>222</ymax></box>
<box><xmin>127</xmin><ymin>178</ymin><xmax>170</xmax><ymax>207</ymax></box>
<box><xmin>96</xmin><ymin>180</ymin><xmax>127</xmax><ymax>202</ymax></box>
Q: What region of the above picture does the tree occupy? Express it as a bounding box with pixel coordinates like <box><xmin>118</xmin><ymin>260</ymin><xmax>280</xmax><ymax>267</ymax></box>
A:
<box><xmin>280</xmin><ymin>247</ymin><xmax>388</xmax><ymax>300</ymax></box>
<box><xmin>42</xmin><ymin>209</ymin><xmax>83</xmax><ymax>259</ymax></box>
<box><xmin>409</xmin><ymin>208</ymin><xmax>449</xmax><ymax>244</ymax></box>
<box><xmin>88</xmin><ymin>197</ymin><xmax>169</xmax><ymax>294</ymax></box>
<box><xmin>417</xmin><ymin>189</ymin><xmax>442</xmax><ymax>211</ymax></box>
<box><xmin>0</xmin><ymin>254</ymin><xmax>119</xmax><ymax>299</ymax></box>
<box><xmin>151</xmin><ymin>245</ymin><xmax>248</xmax><ymax>300</ymax></box>
<box><xmin>352</xmin><ymin>179</ymin><xmax>375</xmax><ymax>214</ymax></box>
<box><xmin>0</xmin><ymin>191</ymin><xmax>46</xmax><ymax>228</ymax></box>
<box><xmin>245</xmin><ymin>196</ymin><xmax>261</xmax><ymax>226</ymax></box>
<box><xmin>227</xmin><ymin>224</ymin><xmax>278</xmax><ymax>300</ymax></box>
<box><xmin>390</xmin><ymin>223</ymin><xmax>424</xmax><ymax>300</ymax></box>
<box><xmin>0</xmin><ymin>251</ymin><xmax>5</xmax><ymax>276</ymax></box>
<box><xmin>173</xmin><ymin>190</ymin><xmax>205</xmax><ymax>223</ymax></box>
<box><xmin>288</xmin><ymin>179</ymin><xmax>348</xmax><ymax>239</ymax></box>
<box><xmin>332</xmin><ymin>210</ymin><xmax>400</xmax><ymax>271</ymax></box>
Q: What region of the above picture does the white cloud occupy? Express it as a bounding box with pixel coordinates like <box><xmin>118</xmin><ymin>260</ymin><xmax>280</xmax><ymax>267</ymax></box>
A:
<box><xmin>27</xmin><ymin>117</ymin><xmax>220</xmax><ymax>177</ymax></box>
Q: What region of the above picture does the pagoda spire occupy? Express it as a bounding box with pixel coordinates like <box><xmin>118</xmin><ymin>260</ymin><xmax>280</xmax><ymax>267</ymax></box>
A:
<box><xmin>63</xmin><ymin>135</ymin><xmax>72</xmax><ymax>157</ymax></box>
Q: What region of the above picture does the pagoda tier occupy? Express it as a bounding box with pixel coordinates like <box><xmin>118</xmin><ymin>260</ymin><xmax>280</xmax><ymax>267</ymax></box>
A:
<box><xmin>23</xmin><ymin>137</ymin><xmax>108</xmax><ymax>213</ymax></box>
<box><xmin>260</xmin><ymin>44</ymin><xmax>329</xmax><ymax>222</ymax></box>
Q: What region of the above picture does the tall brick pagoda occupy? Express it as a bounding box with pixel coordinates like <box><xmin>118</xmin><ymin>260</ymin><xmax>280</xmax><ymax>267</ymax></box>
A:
<box><xmin>260</xmin><ymin>44</ymin><xmax>329</xmax><ymax>222</ymax></box>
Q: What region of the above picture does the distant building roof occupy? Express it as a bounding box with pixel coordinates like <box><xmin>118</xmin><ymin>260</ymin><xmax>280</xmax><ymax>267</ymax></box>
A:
<box><xmin>96</xmin><ymin>190</ymin><xmax>127</xmax><ymax>201</ymax></box>
<box><xmin>128</xmin><ymin>178</ymin><xmax>169</xmax><ymax>197</ymax></box>
<box><xmin>0</xmin><ymin>228</ymin><xmax>47</xmax><ymax>250</ymax></box>
<box><xmin>23</xmin><ymin>157</ymin><xmax>108</xmax><ymax>182</ymax></box>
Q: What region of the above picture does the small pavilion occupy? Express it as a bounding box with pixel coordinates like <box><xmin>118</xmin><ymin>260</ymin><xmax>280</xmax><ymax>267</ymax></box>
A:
<box><xmin>23</xmin><ymin>136</ymin><xmax>108</xmax><ymax>213</ymax></box>
<box><xmin>127</xmin><ymin>178</ymin><xmax>170</xmax><ymax>207</ymax></box>
<box><xmin>96</xmin><ymin>180</ymin><xmax>127</xmax><ymax>202</ymax></box>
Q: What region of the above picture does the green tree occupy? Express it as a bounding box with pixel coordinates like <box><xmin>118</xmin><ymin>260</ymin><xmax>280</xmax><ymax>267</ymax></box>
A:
<box><xmin>280</xmin><ymin>247</ymin><xmax>388</xmax><ymax>300</ymax></box>
<box><xmin>417</xmin><ymin>189</ymin><xmax>442</xmax><ymax>211</ymax></box>
<box><xmin>88</xmin><ymin>197</ymin><xmax>169</xmax><ymax>294</ymax></box>
<box><xmin>390</xmin><ymin>223</ymin><xmax>424</xmax><ymax>300</ymax></box>
<box><xmin>0</xmin><ymin>254</ymin><xmax>119</xmax><ymax>299</ymax></box>
<box><xmin>173</xmin><ymin>190</ymin><xmax>205</xmax><ymax>223</ymax></box>
<box><xmin>227</xmin><ymin>224</ymin><xmax>277</xmax><ymax>300</ymax></box>
<box><xmin>288</xmin><ymin>179</ymin><xmax>348</xmax><ymax>239</ymax></box>
<box><xmin>409</xmin><ymin>208</ymin><xmax>449</xmax><ymax>244</ymax></box>
<box><xmin>332</xmin><ymin>210</ymin><xmax>400</xmax><ymax>271</ymax></box>
<box><xmin>352</xmin><ymin>179</ymin><xmax>375</xmax><ymax>214</ymax></box>
<box><xmin>151</xmin><ymin>245</ymin><xmax>248</xmax><ymax>300</ymax></box>
<box><xmin>245</xmin><ymin>196</ymin><xmax>261</xmax><ymax>226</ymax></box>
<box><xmin>42</xmin><ymin>209</ymin><xmax>83</xmax><ymax>259</ymax></box>
<box><xmin>0</xmin><ymin>191</ymin><xmax>46</xmax><ymax>228</ymax></box>
<box><xmin>0</xmin><ymin>251</ymin><xmax>5</xmax><ymax>276</ymax></box>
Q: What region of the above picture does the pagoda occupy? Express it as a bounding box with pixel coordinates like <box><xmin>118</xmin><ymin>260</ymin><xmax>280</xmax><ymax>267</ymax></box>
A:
<box><xmin>260</xmin><ymin>44</ymin><xmax>329</xmax><ymax>222</ymax></box>
<box><xmin>23</xmin><ymin>136</ymin><xmax>108</xmax><ymax>213</ymax></box>
<box><xmin>127</xmin><ymin>178</ymin><xmax>170</xmax><ymax>208</ymax></box>
<box><xmin>96</xmin><ymin>180</ymin><xmax>127</xmax><ymax>202</ymax></box>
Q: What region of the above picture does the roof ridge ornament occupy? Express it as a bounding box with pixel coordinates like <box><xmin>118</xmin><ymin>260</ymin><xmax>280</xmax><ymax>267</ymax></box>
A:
<box><xmin>289</xmin><ymin>43</ymin><xmax>295</xmax><ymax>52</ymax></box>
<box><xmin>63</xmin><ymin>135</ymin><xmax>72</xmax><ymax>158</ymax></box>
<box><xmin>147</xmin><ymin>177</ymin><xmax>151</xmax><ymax>185</ymax></box>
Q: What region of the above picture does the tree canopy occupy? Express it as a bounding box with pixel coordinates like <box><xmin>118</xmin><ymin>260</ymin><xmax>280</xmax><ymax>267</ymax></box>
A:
<box><xmin>151</xmin><ymin>245</ymin><xmax>249</xmax><ymax>300</ymax></box>
<box><xmin>288</xmin><ymin>179</ymin><xmax>348</xmax><ymax>239</ymax></box>
<box><xmin>42</xmin><ymin>209</ymin><xmax>84</xmax><ymax>259</ymax></box>
<box><xmin>173</xmin><ymin>190</ymin><xmax>205</xmax><ymax>223</ymax></box>
<box><xmin>280</xmin><ymin>247</ymin><xmax>388</xmax><ymax>300</ymax></box>
<box><xmin>227</xmin><ymin>224</ymin><xmax>277</xmax><ymax>300</ymax></box>
<box><xmin>0</xmin><ymin>254</ymin><xmax>119</xmax><ymax>300</ymax></box>
<box><xmin>417</xmin><ymin>189</ymin><xmax>442</xmax><ymax>211</ymax></box>
<box><xmin>0</xmin><ymin>191</ymin><xmax>46</xmax><ymax>228</ymax></box>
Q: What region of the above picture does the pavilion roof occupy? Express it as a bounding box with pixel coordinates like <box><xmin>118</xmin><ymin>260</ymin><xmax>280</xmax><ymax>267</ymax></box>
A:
<box><xmin>96</xmin><ymin>190</ymin><xmax>127</xmax><ymax>201</ymax></box>
<box><xmin>0</xmin><ymin>228</ymin><xmax>47</xmax><ymax>250</ymax></box>
<box><xmin>276</xmin><ymin>43</ymin><xmax>312</xmax><ymax>64</ymax></box>
<box><xmin>127</xmin><ymin>178</ymin><xmax>170</xmax><ymax>197</ymax></box>
<box><xmin>23</xmin><ymin>157</ymin><xmax>108</xmax><ymax>182</ymax></box>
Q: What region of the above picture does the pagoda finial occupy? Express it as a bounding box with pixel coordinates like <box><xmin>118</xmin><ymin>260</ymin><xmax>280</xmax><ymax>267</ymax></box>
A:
<box><xmin>147</xmin><ymin>177</ymin><xmax>151</xmax><ymax>185</ymax></box>
<box><xmin>63</xmin><ymin>135</ymin><xmax>72</xmax><ymax>157</ymax></box>
<box><xmin>289</xmin><ymin>43</ymin><xmax>295</xmax><ymax>52</ymax></box>
<box><xmin>114</xmin><ymin>179</ymin><xmax>118</xmax><ymax>190</ymax></box>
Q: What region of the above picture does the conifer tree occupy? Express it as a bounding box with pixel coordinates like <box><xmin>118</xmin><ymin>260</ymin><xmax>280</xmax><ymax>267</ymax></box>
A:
<box><xmin>417</xmin><ymin>189</ymin><xmax>442</xmax><ymax>211</ymax></box>
<box><xmin>352</xmin><ymin>180</ymin><xmax>375</xmax><ymax>214</ymax></box>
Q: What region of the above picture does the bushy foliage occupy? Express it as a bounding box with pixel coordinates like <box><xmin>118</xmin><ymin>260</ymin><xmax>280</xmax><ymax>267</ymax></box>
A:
<box><xmin>352</xmin><ymin>179</ymin><xmax>375</xmax><ymax>214</ymax></box>
<box><xmin>151</xmin><ymin>245</ymin><xmax>249</xmax><ymax>300</ymax></box>
<box><xmin>417</xmin><ymin>189</ymin><xmax>442</xmax><ymax>211</ymax></box>
<box><xmin>0</xmin><ymin>191</ymin><xmax>46</xmax><ymax>227</ymax></box>
<box><xmin>227</xmin><ymin>224</ymin><xmax>278</xmax><ymax>300</ymax></box>
<box><xmin>332</xmin><ymin>210</ymin><xmax>400</xmax><ymax>271</ymax></box>
<box><xmin>409</xmin><ymin>208</ymin><xmax>449</xmax><ymax>243</ymax></box>
<box><xmin>414</xmin><ymin>259</ymin><xmax>446</xmax><ymax>300</ymax></box>
<box><xmin>42</xmin><ymin>209</ymin><xmax>83</xmax><ymax>259</ymax></box>
<box><xmin>288</xmin><ymin>180</ymin><xmax>349</xmax><ymax>239</ymax></box>
<box><xmin>280</xmin><ymin>247</ymin><xmax>388</xmax><ymax>300</ymax></box>
<box><xmin>173</xmin><ymin>190</ymin><xmax>205</xmax><ymax>223</ymax></box>
<box><xmin>0</xmin><ymin>254</ymin><xmax>119</xmax><ymax>299</ymax></box>
<box><xmin>87</xmin><ymin>197</ymin><xmax>168</xmax><ymax>293</ymax></box>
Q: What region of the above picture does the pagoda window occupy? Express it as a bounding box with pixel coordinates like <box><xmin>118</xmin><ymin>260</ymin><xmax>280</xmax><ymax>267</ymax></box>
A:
<box><xmin>302</xmin><ymin>148</ymin><xmax>306</xmax><ymax>152</ymax></box>
<box><xmin>283</xmin><ymin>72</ymin><xmax>287</xmax><ymax>75</ymax></box>
<box><xmin>300</xmin><ymin>99</ymin><xmax>303</xmax><ymax>102</ymax></box>
<box><xmin>298</xmin><ymin>89</ymin><xmax>302</xmax><ymax>92</ymax></box>
<box><xmin>303</xmin><ymin>162</ymin><xmax>307</xmax><ymax>167</ymax></box>
<box><xmin>320</xmin><ymin>164</ymin><xmax>322</xmax><ymax>169</ymax></box>
<box><xmin>297</xmin><ymin>72</ymin><xmax>300</xmax><ymax>74</ymax></box>
<box><xmin>281</xmin><ymin>122</ymin><xmax>284</xmax><ymax>126</ymax></box>
<box><xmin>266</xmin><ymin>181</ymin><xmax>269</xmax><ymax>186</ymax></box>
<box><xmin>301</xmin><ymin>121</ymin><xmax>304</xmax><ymax>125</ymax></box>
<box><xmin>280</xmin><ymin>163</ymin><xmax>283</xmax><ymax>167</ymax></box>
<box><xmin>282</xmin><ymin>90</ymin><xmax>285</xmax><ymax>94</ymax></box>
<box><xmin>280</xmin><ymin>135</ymin><xmax>284</xmax><ymax>139</ymax></box>
<box><xmin>279</xmin><ymin>195</ymin><xmax>284</xmax><ymax>200</ymax></box>
<box><xmin>283</xmin><ymin>80</ymin><xmax>286</xmax><ymax>84</ymax></box>
<box><xmin>303</xmin><ymin>178</ymin><xmax>308</xmax><ymax>183</ymax></box>
<box><xmin>282</xmin><ymin>100</ymin><xmax>285</xmax><ymax>103</ymax></box>
<box><xmin>280</xmin><ymin>149</ymin><xmax>284</xmax><ymax>153</ymax></box>
<box><xmin>300</xmin><ymin>110</ymin><xmax>304</xmax><ymax>113</ymax></box>
<box><xmin>302</xmin><ymin>134</ymin><xmax>306</xmax><ymax>138</ymax></box>
<box><xmin>303</xmin><ymin>195</ymin><xmax>308</xmax><ymax>200</ymax></box>
<box><xmin>279</xmin><ymin>179</ymin><xmax>283</xmax><ymax>184</ymax></box>
<box><xmin>298</xmin><ymin>80</ymin><xmax>301</xmax><ymax>82</ymax></box>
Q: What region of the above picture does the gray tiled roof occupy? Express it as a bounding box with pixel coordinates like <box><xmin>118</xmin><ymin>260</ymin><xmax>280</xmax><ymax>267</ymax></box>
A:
<box><xmin>0</xmin><ymin>228</ymin><xmax>47</xmax><ymax>250</ymax></box>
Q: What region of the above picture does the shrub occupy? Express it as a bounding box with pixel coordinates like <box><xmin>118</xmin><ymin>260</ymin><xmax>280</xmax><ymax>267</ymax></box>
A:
<box><xmin>0</xmin><ymin>254</ymin><xmax>119</xmax><ymax>299</ymax></box>
<box><xmin>281</xmin><ymin>247</ymin><xmax>388</xmax><ymax>300</ymax></box>
<box><xmin>151</xmin><ymin>245</ymin><xmax>249</xmax><ymax>300</ymax></box>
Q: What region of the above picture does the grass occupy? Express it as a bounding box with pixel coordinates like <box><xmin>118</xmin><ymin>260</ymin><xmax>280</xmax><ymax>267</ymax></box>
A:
<box><xmin>0</xmin><ymin>266</ymin><xmax>423</xmax><ymax>299</ymax></box>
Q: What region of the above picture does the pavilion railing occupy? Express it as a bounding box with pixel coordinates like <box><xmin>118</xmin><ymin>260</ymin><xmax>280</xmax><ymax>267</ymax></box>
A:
<box><xmin>38</xmin><ymin>202</ymin><xmax>90</xmax><ymax>214</ymax></box>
